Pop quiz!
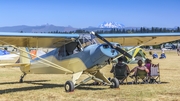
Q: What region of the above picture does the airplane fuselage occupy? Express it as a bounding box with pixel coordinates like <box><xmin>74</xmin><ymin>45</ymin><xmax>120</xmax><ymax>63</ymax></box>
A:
<box><xmin>27</xmin><ymin>43</ymin><xmax>119</xmax><ymax>74</ymax></box>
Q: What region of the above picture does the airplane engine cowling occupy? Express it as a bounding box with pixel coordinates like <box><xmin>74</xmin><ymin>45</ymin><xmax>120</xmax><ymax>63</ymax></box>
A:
<box><xmin>90</xmin><ymin>44</ymin><xmax>119</xmax><ymax>65</ymax></box>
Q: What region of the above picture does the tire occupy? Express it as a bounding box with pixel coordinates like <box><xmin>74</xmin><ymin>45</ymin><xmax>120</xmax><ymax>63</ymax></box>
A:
<box><xmin>64</xmin><ymin>81</ymin><xmax>74</xmax><ymax>92</ymax></box>
<box><xmin>110</xmin><ymin>78</ymin><xmax>119</xmax><ymax>88</ymax></box>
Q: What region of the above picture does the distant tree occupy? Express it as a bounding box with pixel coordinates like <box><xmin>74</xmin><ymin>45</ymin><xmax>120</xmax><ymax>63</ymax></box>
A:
<box><xmin>154</xmin><ymin>27</ymin><xmax>159</xmax><ymax>32</ymax></box>
<box><xmin>69</xmin><ymin>31</ymin><xmax>75</xmax><ymax>33</ymax></box>
<box><xmin>118</xmin><ymin>29</ymin><xmax>122</xmax><ymax>33</ymax></box>
<box><xmin>177</xmin><ymin>27</ymin><xmax>180</xmax><ymax>32</ymax></box>
<box><xmin>162</xmin><ymin>28</ymin><xmax>167</xmax><ymax>32</ymax></box>
<box><xmin>135</xmin><ymin>28</ymin><xmax>138</xmax><ymax>33</ymax></box>
<box><xmin>146</xmin><ymin>28</ymin><xmax>150</xmax><ymax>33</ymax></box>
<box><xmin>122</xmin><ymin>29</ymin><xmax>125</xmax><ymax>33</ymax></box>
<box><xmin>151</xmin><ymin>27</ymin><xmax>155</xmax><ymax>33</ymax></box>
<box><xmin>131</xmin><ymin>29</ymin><xmax>135</xmax><ymax>33</ymax></box>
<box><xmin>140</xmin><ymin>27</ymin><xmax>143</xmax><ymax>33</ymax></box>
<box><xmin>142</xmin><ymin>27</ymin><xmax>146</xmax><ymax>33</ymax></box>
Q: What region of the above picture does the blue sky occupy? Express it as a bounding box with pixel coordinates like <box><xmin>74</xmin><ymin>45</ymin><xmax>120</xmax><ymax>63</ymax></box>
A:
<box><xmin>0</xmin><ymin>0</ymin><xmax>180</xmax><ymax>28</ymax></box>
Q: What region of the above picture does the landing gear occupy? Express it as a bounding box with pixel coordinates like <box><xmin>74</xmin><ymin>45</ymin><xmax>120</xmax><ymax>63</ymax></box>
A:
<box><xmin>64</xmin><ymin>81</ymin><xmax>74</xmax><ymax>92</ymax></box>
<box><xmin>64</xmin><ymin>72</ymin><xmax>120</xmax><ymax>92</ymax></box>
<box><xmin>19</xmin><ymin>73</ymin><xmax>26</xmax><ymax>83</ymax></box>
<box><xmin>110</xmin><ymin>78</ymin><xmax>119</xmax><ymax>88</ymax></box>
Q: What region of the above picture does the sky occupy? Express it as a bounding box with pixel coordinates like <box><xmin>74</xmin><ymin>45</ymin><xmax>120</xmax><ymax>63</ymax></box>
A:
<box><xmin>0</xmin><ymin>0</ymin><xmax>180</xmax><ymax>28</ymax></box>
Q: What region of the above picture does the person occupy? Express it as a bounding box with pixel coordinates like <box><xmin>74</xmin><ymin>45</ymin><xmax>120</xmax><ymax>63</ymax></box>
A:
<box><xmin>172</xmin><ymin>44</ymin><xmax>176</xmax><ymax>50</ymax></box>
<box><xmin>144</xmin><ymin>58</ymin><xmax>152</xmax><ymax>76</ymax></box>
<box><xmin>177</xmin><ymin>43</ymin><xmax>180</xmax><ymax>56</ymax></box>
<box><xmin>161</xmin><ymin>44</ymin><xmax>164</xmax><ymax>50</ymax></box>
<box><xmin>110</xmin><ymin>57</ymin><xmax>130</xmax><ymax>75</ymax></box>
<box><xmin>152</xmin><ymin>52</ymin><xmax>158</xmax><ymax>59</ymax></box>
<box><xmin>130</xmin><ymin>60</ymin><xmax>149</xmax><ymax>77</ymax></box>
<box><xmin>161</xmin><ymin>48</ymin><xmax>165</xmax><ymax>54</ymax></box>
<box><xmin>149</xmin><ymin>46</ymin><xmax>153</xmax><ymax>55</ymax></box>
<box><xmin>159</xmin><ymin>49</ymin><xmax>166</xmax><ymax>59</ymax></box>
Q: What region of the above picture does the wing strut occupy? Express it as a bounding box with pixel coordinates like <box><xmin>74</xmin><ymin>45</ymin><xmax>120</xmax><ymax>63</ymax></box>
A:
<box><xmin>0</xmin><ymin>40</ymin><xmax>73</xmax><ymax>73</ymax></box>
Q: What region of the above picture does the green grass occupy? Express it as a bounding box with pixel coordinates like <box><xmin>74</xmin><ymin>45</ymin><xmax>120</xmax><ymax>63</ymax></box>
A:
<box><xmin>0</xmin><ymin>50</ymin><xmax>180</xmax><ymax>101</ymax></box>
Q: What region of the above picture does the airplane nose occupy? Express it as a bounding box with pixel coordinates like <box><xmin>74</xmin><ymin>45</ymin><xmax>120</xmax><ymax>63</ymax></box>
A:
<box><xmin>100</xmin><ymin>44</ymin><xmax>119</xmax><ymax>58</ymax></box>
<box><xmin>90</xmin><ymin>44</ymin><xmax>119</xmax><ymax>63</ymax></box>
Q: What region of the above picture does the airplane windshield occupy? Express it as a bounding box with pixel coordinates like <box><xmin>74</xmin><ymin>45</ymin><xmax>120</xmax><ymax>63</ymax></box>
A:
<box><xmin>78</xmin><ymin>34</ymin><xmax>99</xmax><ymax>48</ymax></box>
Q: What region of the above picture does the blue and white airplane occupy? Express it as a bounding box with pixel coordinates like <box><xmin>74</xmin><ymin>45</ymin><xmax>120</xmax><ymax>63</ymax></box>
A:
<box><xmin>0</xmin><ymin>49</ymin><xmax>19</xmax><ymax>64</ymax></box>
<box><xmin>0</xmin><ymin>31</ymin><xmax>180</xmax><ymax>92</ymax></box>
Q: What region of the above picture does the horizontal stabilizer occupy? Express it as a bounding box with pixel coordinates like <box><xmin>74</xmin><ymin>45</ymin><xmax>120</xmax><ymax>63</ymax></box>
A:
<box><xmin>0</xmin><ymin>63</ymin><xmax>30</xmax><ymax>67</ymax></box>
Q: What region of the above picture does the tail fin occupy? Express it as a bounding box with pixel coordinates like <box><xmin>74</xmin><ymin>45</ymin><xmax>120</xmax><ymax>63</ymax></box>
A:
<box><xmin>19</xmin><ymin>47</ymin><xmax>31</xmax><ymax>63</ymax></box>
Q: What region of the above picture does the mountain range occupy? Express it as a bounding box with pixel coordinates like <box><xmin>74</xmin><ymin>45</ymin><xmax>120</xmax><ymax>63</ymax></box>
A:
<box><xmin>0</xmin><ymin>22</ymin><xmax>177</xmax><ymax>33</ymax></box>
<box><xmin>0</xmin><ymin>22</ymin><xmax>126</xmax><ymax>32</ymax></box>
<box><xmin>0</xmin><ymin>24</ymin><xmax>77</xmax><ymax>32</ymax></box>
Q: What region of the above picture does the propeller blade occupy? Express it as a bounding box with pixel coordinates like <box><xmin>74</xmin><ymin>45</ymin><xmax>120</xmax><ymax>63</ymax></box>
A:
<box><xmin>93</xmin><ymin>32</ymin><xmax>114</xmax><ymax>48</ymax></box>
<box><xmin>91</xmin><ymin>32</ymin><xmax>132</xmax><ymax>58</ymax></box>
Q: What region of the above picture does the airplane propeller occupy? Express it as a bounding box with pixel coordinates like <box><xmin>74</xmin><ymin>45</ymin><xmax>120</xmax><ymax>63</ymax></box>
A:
<box><xmin>91</xmin><ymin>32</ymin><xmax>132</xmax><ymax>59</ymax></box>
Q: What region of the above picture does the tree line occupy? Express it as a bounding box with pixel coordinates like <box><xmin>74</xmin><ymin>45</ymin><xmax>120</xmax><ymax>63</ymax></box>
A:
<box><xmin>46</xmin><ymin>26</ymin><xmax>180</xmax><ymax>33</ymax></box>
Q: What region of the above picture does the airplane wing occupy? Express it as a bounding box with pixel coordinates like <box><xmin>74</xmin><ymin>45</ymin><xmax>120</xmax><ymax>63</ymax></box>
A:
<box><xmin>1</xmin><ymin>32</ymin><xmax>180</xmax><ymax>47</ymax></box>
<box><xmin>0</xmin><ymin>32</ymin><xmax>79</xmax><ymax>73</ymax></box>
<box><xmin>99</xmin><ymin>33</ymin><xmax>180</xmax><ymax>46</ymax></box>
<box><xmin>0</xmin><ymin>32</ymin><xmax>79</xmax><ymax>48</ymax></box>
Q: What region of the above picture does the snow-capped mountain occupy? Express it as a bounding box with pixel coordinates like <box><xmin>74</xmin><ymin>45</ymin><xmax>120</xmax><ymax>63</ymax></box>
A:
<box><xmin>99</xmin><ymin>22</ymin><xmax>125</xmax><ymax>28</ymax></box>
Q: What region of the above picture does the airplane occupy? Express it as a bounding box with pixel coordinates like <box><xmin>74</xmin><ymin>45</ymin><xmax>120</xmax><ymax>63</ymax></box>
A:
<box><xmin>113</xmin><ymin>47</ymin><xmax>147</xmax><ymax>64</ymax></box>
<box><xmin>0</xmin><ymin>48</ymin><xmax>19</xmax><ymax>64</ymax></box>
<box><xmin>0</xmin><ymin>31</ymin><xmax>180</xmax><ymax>92</ymax></box>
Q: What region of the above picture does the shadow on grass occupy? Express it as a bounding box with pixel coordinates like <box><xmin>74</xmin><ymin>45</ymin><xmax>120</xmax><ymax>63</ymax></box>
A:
<box><xmin>0</xmin><ymin>80</ymin><xmax>50</xmax><ymax>85</ymax></box>
<box><xmin>76</xmin><ymin>84</ymin><xmax>109</xmax><ymax>91</ymax></box>
<box><xmin>0</xmin><ymin>80</ymin><xmax>64</xmax><ymax>94</ymax></box>
<box><xmin>121</xmin><ymin>81</ymin><xmax>169</xmax><ymax>85</ymax></box>
<box><xmin>0</xmin><ymin>80</ymin><xmax>169</xmax><ymax>94</ymax></box>
<box><xmin>0</xmin><ymin>80</ymin><xmax>110</xmax><ymax>94</ymax></box>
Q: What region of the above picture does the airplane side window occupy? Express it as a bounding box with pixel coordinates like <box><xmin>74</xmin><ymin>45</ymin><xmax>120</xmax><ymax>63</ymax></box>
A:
<box><xmin>65</xmin><ymin>42</ymin><xmax>78</xmax><ymax>55</ymax></box>
<box><xmin>58</xmin><ymin>45</ymin><xmax>66</xmax><ymax>58</ymax></box>
<box><xmin>73</xmin><ymin>44</ymin><xmax>81</xmax><ymax>54</ymax></box>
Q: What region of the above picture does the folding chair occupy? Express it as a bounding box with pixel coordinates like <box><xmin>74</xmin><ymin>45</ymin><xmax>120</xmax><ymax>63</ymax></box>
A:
<box><xmin>114</xmin><ymin>66</ymin><xmax>128</xmax><ymax>84</ymax></box>
<box><xmin>134</xmin><ymin>69</ymin><xmax>148</xmax><ymax>84</ymax></box>
<box><xmin>149</xmin><ymin>63</ymin><xmax>160</xmax><ymax>84</ymax></box>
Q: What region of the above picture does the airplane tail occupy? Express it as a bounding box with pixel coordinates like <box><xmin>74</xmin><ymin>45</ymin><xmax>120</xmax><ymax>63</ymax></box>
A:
<box><xmin>19</xmin><ymin>47</ymin><xmax>31</xmax><ymax>63</ymax></box>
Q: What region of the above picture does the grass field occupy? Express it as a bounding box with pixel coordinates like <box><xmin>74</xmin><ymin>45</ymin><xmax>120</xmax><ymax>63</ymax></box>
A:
<box><xmin>0</xmin><ymin>50</ymin><xmax>180</xmax><ymax>101</ymax></box>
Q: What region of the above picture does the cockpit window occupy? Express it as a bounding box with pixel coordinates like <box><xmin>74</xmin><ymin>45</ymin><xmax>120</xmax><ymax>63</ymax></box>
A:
<box><xmin>78</xmin><ymin>34</ymin><xmax>99</xmax><ymax>48</ymax></box>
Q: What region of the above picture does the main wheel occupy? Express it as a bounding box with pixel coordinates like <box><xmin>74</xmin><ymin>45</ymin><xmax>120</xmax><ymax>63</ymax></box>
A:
<box><xmin>64</xmin><ymin>81</ymin><xmax>74</xmax><ymax>92</ymax></box>
<box><xmin>110</xmin><ymin>78</ymin><xmax>119</xmax><ymax>88</ymax></box>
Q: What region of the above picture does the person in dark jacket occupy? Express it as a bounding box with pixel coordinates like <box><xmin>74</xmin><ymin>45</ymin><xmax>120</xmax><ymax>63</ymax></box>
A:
<box><xmin>110</xmin><ymin>57</ymin><xmax>130</xmax><ymax>75</ymax></box>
